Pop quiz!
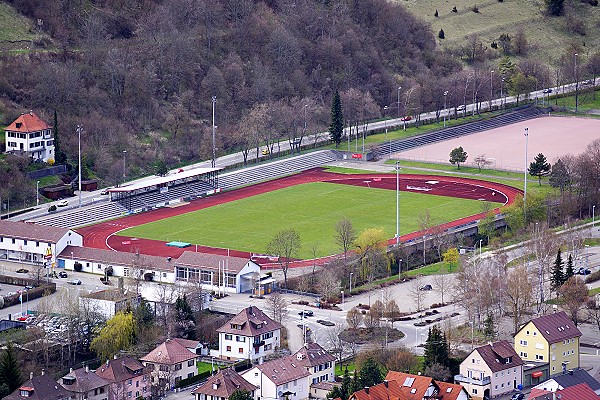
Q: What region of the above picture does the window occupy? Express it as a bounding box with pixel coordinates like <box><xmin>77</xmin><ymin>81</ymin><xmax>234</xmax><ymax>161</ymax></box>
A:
<box><xmin>127</xmin><ymin>392</ymin><xmax>132</xmax><ymax>398</ymax></box>
<box><xmin>36</xmin><ymin>242</ymin><xmax>39</xmax><ymax>247</ymax></box>
<box><xmin>526</xmin><ymin>330</ymin><xmax>529</xmax><ymax>335</ymax></box>
<box><xmin>226</xmin><ymin>346</ymin><xmax>231</xmax><ymax>351</ymax></box>
<box><xmin>236</xmin><ymin>336</ymin><xmax>246</xmax><ymax>342</ymax></box>
<box><xmin>188</xmin><ymin>360</ymin><xmax>195</xmax><ymax>367</ymax></box>
<box><xmin>239</xmin><ymin>348</ymin><xmax>244</xmax><ymax>354</ymax></box>
<box><xmin>472</xmin><ymin>359</ymin><xmax>475</xmax><ymax>363</ymax></box>
<box><xmin>136</xmin><ymin>381</ymin><xmax>139</xmax><ymax>387</ymax></box>
<box><xmin>473</xmin><ymin>389</ymin><xmax>478</xmax><ymax>394</ymax></box>
<box><xmin>519</xmin><ymin>340</ymin><xmax>528</xmax><ymax>346</ymax></box>
<box><xmin>263</xmin><ymin>332</ymin><xmax>273</xmax><ymax>340</ymax></box>
<box><xmin>536</xmin><ymin>355</ymin><xmax>544</xmax><ymax>360</ymax></box>
<box><xmin>225</xmin><ymin>334</ymin><xmax>232</xmax><ymax>340</ymax></box>
<box><xmin>188</xmin><ymin>372</ymin><xmax>194</xmax><ymax>378</ymax></box>
<box><xmin>128</xmin><ymin>379</ymin><xmax>132</xmax><ymax>386</ymax></box>
<box><xmin>495</xmin><ymin>385</ymin><xmax>498</xmax><ymax>390</ymax></box>
<box><xmin>533</xmin><ymin>331</ymin><xmax>537</xmax><ymax>336</ymax></box>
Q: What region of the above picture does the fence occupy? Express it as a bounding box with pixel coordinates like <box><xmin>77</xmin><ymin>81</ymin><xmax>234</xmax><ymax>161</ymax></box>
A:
<box><xmin>26</xmin><ymin>165</ymin><xmax>67</xmax><ymax>180</ymax></box>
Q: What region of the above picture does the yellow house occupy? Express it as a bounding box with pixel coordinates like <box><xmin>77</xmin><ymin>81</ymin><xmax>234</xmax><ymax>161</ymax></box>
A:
<box><xmin>514</xmin><ymin>311</ymin><xmax>581</xmax><ymax>376</ymax></box>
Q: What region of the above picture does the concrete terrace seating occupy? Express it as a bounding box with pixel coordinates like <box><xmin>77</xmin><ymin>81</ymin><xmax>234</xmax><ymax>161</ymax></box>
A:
<box><xmin>31</xmin><ymin>201</ymin><xmax>127</xmax><ymax>229</ymax></box>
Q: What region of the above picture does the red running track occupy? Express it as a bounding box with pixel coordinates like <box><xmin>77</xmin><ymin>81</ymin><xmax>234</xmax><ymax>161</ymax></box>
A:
<box><xmin>77</xmin><ymin>168</ymin><xmax>522</xmax><ymax>267</ymax></box>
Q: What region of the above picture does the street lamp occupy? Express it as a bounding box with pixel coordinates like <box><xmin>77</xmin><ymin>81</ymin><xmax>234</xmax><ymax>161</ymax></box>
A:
<box><xmin>383</xmin><ymin>106</ymin><xmax>389</xmax><ymax>159</ymax></box>
<box><xmin>36</xmin><ymin>180</ymin><xmax>39</xmax><ymax>206</ymax></box>
<box><xmin>341</xmin><ymin>290</ymin><xmax>344</xmax><ymax>306</ymax></box>
<box><xmin>212</xmin><ymin>96</ymin><xmax>217</xmax><ymax>167</ymax></box>
<box><xmin>398</xmin><ymin>258</ymin><xmax>403</xmax><ymax>279</ymax></box>
<box><xmin>593</xmin><ymin>205</ymin><xmax>596</xmax><ymax>235</ymax></box>
<box><xmin>524</xmin><ymin>128</ymin><xmax>529</xmax><ymax>220</ymax></box>
<box><xmin>443</xmin><ymin>91</ymin><xmax>448</xmax><ymax>127</ymax></box>
<box><xmin>479</xmin><ymin>239</ymin><xmax>483</xmax><ymax>256</ymax></box>
<box><xmin>397</xmin><ymin>86</ymin><xmax>402</xmax><ymax>118</ymax></box>
<box><xmin>396</xmin><ymin>161</ymin><xmax>400</xmax><ymax>246</ymax></box>
<box><xmin>349</xmin><ymin>272</ymin><xmax>353</xmax><ymax>293</ymax></box>
<box><xmin>574</xmin><ymin>53</ymin><xmax>579</xmax><ymax>113</ymax></box>
<box><xmin>122</xmin><ymin>150</ymin><xmax>127</xmax><ymax>180</ymax></box>
<box><xmin>77</xmin><ymin>124</ymin><xmax>83</xmax><ymax>208</ymax></box>
<box><xmin>501</xmin><ymin>77</ymin><xmax>505</xmax><ymax>110</ymax></box>
<box><xmin>490</xmin><ymin>70</ymin><xmax>494</xmax><ymax>111</ymax></box>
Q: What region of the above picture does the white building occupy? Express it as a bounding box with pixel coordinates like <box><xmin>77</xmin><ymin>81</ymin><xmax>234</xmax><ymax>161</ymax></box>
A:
<box><xmin>242</xmin><ymin>355</ymin><xmax>310</xmax><ymax>400</ymax></box>
<box><xmin>292</xmin><ymin>343</ymin><xmax>336</xmax><ymax>398</ymax></box>
<box><xmin>79</xmin><ymin>289</ymin><xmax>142</xmax><ymax>319</ymax></box>
<box><xmin>4</xmin><ymin>111</ymin><xmax>55</xmax><ymax>162</ymax></box>
<box><xmin>217</xmin><ymin>306</ymin><xmax>282</xmax><ymax>363</ymax></box>
<box><xmin>140</xmin><ymin>338</ymin><xmax>200</xmax><ymax>391</ymax></box>
<box><xmin>0</xmin><ymin>220</ymin><xmax>82</xmax><ymax>266</ymax></box>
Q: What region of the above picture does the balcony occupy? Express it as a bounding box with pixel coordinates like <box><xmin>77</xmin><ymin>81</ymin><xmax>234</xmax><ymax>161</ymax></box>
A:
<box><xmin>253</xmin><ymin>340</ymin><xmax>265</xmax><ymax>348</ymax></box>
<box><xmin>454</xmin><ymin>374</ymin><xmax>491</xmax><ymax>386</ymax></box>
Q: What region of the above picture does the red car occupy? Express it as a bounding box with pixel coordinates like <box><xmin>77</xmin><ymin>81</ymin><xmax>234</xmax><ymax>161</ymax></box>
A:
<box><xmin>401</xmin><ymin>115</ymin><xmax>412</xmax><ymax>121</ymax></box>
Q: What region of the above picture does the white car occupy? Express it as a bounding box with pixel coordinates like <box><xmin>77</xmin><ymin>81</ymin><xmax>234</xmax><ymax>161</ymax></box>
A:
<box><xmin>67</xmin><ymin>279</ymin><xmax>81</xmax><ymax>285</ymax></box>
<box><xmin>456</xmin><ymin>104</ymin><xmax>466</xmax><ymax>111</ymax></box>
<box><xmin>57</xmin><ymin>200</ymin><xmax>68</xmax><ymax>207</ymax></box>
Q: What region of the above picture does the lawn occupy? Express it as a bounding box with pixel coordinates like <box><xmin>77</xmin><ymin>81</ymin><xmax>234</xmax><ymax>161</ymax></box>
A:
<box><xmin>197</xmin><ymin>361</ymin><xmax>215</xmax><ymax>375</ymax></box>
<box><xmin>121</xmin><ymin>182</ymin><xmax>485</xmax><ymax>259</ymax></box>
<box><xmin>0</xmin><ymin>3</ymin><xmax>47</xmax><ymax>47</ymax></box>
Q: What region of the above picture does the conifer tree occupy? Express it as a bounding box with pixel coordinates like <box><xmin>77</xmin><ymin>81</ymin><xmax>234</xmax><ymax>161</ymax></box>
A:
<box><xmin>329</xmin><ymin>90</ymin><xmax>344</xmax><ymax>147</ymax></box>
<box><xmin>0</xmin><ymin>343</ymin><xmax>23</xmax><ymax>393</ymax></box>
<box><xmin>550</xmin><ymin>248</ymin><xmax>565</xmax><ymax>291</ymax></box>
<box><xmin>424</xmin><ymin>326</ymin><xmax>449</xmax><ymax>369</ymax></box>
<box><xmin>358</xmin><ymin>358</ymin><xmax>383</xmax><ymax>388</ymax></box>
<box><xmin>565</xmin><ymin>254</ymin><xmax>575</xmax><ymax>280</ymax></box>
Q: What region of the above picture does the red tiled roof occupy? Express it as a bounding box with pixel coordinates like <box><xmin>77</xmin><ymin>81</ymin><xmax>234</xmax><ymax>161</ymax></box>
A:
<box><xmin>529</xmin><ymin>383</ymin><xmax>598</xmax><ymax>400</ymax></box>
<box><xmin>5</xmin><ymin>111</ymin><xmax>50</xmax><ymax>133</ymax></box>
<box><xmin>0</xmin><ymin>221</ymin><xmax>79</xmax><ymax>243</ymax></box>
<box><xmin>60</xmin><ymin>245</ymin><xmax>176</xmax><ymax>272</ymax></box>
<box><xmin>384</xmin><ymin>371</ymin><xmax>433</xmax><ymax>400</ymax></box>
<box><xmin>217</xmin><ymin>306</ymin><xmax>282</xmax><ymax>336</ymax></box>
<box><xmin>192</xmin><ymin>368</ymin><xmax>256</xmax><ymax>397</ymax></box>
<box><xmin>140</xmin><ymin>338</ymin><xmax>197</xmax><ymax>365</ymax></box>
<box><xmin>473</xmin><ymin>340</ymin><xmax>523</xmax><ymax>373</ymax></box>
<box><xmin>172</xmin><ymin>337</ymin><xmax>200</xmax><ymax>350</ymax></box>
<box><xmin>95</xmin><ymin>356</ymin><xmax>147</xmax><ymax>383</ymax></box>
<box><xmin>251</xmin><ymin>355</ymin><xmax>310</xmax><ymax>385</ymax></box>
<box><xmin>528</xmin><ymin>311</ymin><xmax>582</xmax><ymax>344</ymax></box>
<box><xmin>435</xmin><ymin>381</ymin><xmax>467</xmax><ymax>400</ymax></box>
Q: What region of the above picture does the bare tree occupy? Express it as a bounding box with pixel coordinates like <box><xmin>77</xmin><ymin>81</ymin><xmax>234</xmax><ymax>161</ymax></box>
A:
<box><xmin>346</xmin><ymin>308</ymin><xmax>363</xmax><ymax>330</ymax></box>
<box><xmin>327</xmin><ymin>323</ymin><xmax>348</xmax><ymax>366</ymax></box>
<box><xmin>505</xmin><ymin>265</ymin><xmax>534</xmax><ymax>334</ymax></box>
<box><xmin>364</xmin><ymin>300</ymin><xmax>383</xmax><ymax>328</ymax></box>
<box><xmin>267</xmin><ymin>228</ymin><xmax>301</xmax><ymax>289</ymax></box>
<box><xmin>410</xmin><ymin>280</ymin><xmax>425</xmax><ymax>313</ymax></box>
<box><xmin>433</xmin><ymin>273</ymin><xmax>451</xmax><ymax>305</ymax></box>
<box><xmin>559</xmin><ymin>276</ymin><xmax>588</xmax><ymax>326</ymax></box>
<box><xmin>385</xmin><ymin>300</ymin><xmax>401</xmax><ymax>328</ymax></box>
<box><xmin>265</xmin><ymin>292</ymin><xmax>288</xmax><ymax>324</ymax></box>
<box><xmin>528</xmin><ymin>223</ymin><xmax>557</xmax><ymax>313</ymax></box>
<box><xmin>474</xmin><ymin>154</ymin><xmax>493</xmax><ymax>171</ymax></box>
<box><xmin>317</xmin><ymin>267</ymin><xmax>340</xmax><ymax>303</ymax></box>
<box><xmin>335</xmin><ymin>217</ymin><xmax>356</xmax><ymax>266</ymax></box>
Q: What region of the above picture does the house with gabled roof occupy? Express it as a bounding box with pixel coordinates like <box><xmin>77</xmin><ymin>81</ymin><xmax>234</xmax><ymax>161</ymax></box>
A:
<box><xmin>242</xmin><ymin>354</ymin><xmax>311</xmax><ymax>400</ymax></box>
<box><xmin>349</xmin><ymin>371</ymin><xmax>468</xmax><ymax>400</ymax></box>
<box><xmin>5</xmin><ymin>372</ymin><xmax>71</xmax><ymax>400</ymax></box>
<box><xmin>4</xmin><ymin>111</ymin><xmax>55</xmax><ymax>162</ymax></box>
<box><xmin>140</xmin><ymin>338</ymin><xmax>199</xmax><ymax>392</ymax></box>
<box><xmin>531</xmin><ymin>368</ymin><xmax>600</xmax><ymax>395</ymax></box>
<box><xmin>514</xmin><ymin>311</ymin><xmax>582</xmax><ymax>377</ymax></box>
<box><xmin>217</xmin><ymin>306</ymin><xmax>282</xmax><ymax>363</ymax></box>
<box><xmin>455</xmin><ymin>340</ymin><xmax>523</xmax><ymax>400</ymax></box>
<box><xmin>192</xmin><ymin>367</ymin><xmax>257</xmax><ymax>400</ymax></box>
<box><xmin>58</xmin><ymin>366</ymin><xmax>109</xmax><ymax>400</ymax></box>
<box><xmin>528</xmin><ymin>382</ymin><xmax>599</xmax><ymax>400</ymax></box>
<box><xmin>95</xmin><ymin>355</ymin><xmax>150</xmax><ymax>400</ymax></box>
<box><xmin>292</xmin><ymin>343</ymin><xmax>336</xmax><ymax>398</ymax></box>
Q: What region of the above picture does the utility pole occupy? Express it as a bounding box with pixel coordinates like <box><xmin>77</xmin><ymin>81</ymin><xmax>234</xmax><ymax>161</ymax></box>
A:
<box><xmin>574</xmin><ymin>53</ymin><xmax>579</xmax><ymax>113</ymax></box>
<box><xmin>212</xmin><ymin>96</ymin><xmax>217</xmax><ymax>168</ymax></box>
<box><xmin>77</xmin><ymin>125</ymin><xmax>82</xmax><ymax>208</ymax></box>
<box><xmin>524</xmin><ymin>127</ymin><xmax>529</xmax><ymax>222</ymax></box>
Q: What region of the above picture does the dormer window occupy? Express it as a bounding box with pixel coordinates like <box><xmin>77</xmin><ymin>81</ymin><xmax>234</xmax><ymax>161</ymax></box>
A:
<box><xmin>19</xmin><ymin>388</ymin><xmax>34</xmax><ymax>397</ymax></box>
<box><xmin>16</xmin><ymin>122</ymin><xmax>22</xmax><ymax>129</ymax></box>
<box><xmin>62</xmin><ymin>376</ymin><xmax>76</xmax><ymax>385</ymax></box>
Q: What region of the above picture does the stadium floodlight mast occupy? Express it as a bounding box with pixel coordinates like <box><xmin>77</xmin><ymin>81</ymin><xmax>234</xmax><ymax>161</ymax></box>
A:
<box><xmin>77</xmin><ymin>125</ymin><xmax>83</xmax><ymax>208</ymax></box>
<box><xmin>396</xmin><ymin>160</ymin><xmax>400</xmax><ymax>246</ymax></box>
<box><xmin>397</xmin><ymin>86</ymin><xmax>401</xmax><ymax>118</ymax></box>
<box><xmin>212</xmin><ymin>96</ymin><xmax>217</xmax><ymax>167</ymax></box>
<box><xmin>524</xmin><ymin>127</ymin><xmax>529</xmax><ymax>220</ymax></box>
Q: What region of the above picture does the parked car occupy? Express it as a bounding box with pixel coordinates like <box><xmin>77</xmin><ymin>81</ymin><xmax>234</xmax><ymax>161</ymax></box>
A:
<box><xmin>316</xmin><ymin>319</ymin><xmax>335</xmax><ymax>326</ymax></box>
<box><xmin>400</xmin><ymin>115</ymin><xmax>412</xmax><ymax>121</ymax></box>
<box><xmin>100</xmin><ymin>188</ymin><xmax>110</xmax><ymax>195</ymax></box>
<box><xmin>57</xmin><ymin>199</ymin><xmax>69</xmax><ymax>207</ymax></box>
<box><xmin>298</xmin><ymin>310</ymin><xmax>314</xmax><ymax>317</ymax></box>
<box><xmin>67</xmin><ymin>279</ymin><xmax>82</xmax><ymax>285</ymax></box>
<box><xmin>58</xmin><ymin>271</ymin><xmax>68</xmax><ymax>278</ymax></box>
<box><xmin>262</xmin><ymin>148</ymin><xmax>270</xmax><ymax>155</ymax></box>
<box><xmin>543</xmin><ymin>88</ymin><xmax>553</xmax><ymax>94</ymax></box>
<box><xmin>419</xmin><ymin>284</ymin><xmax>433</xmax><ymax>291</ymax></box>
<box><xmin>511</xmin><ymin>393</ymin><xmax>524</xmax><ymax>400</ymax></box>
<box><xmin>24</xmin><ymin>285</ymin><xmax>34</xmax><ymax>290</ymax></box>
<box><xmin>456</xmin><ymin>104</ymin><xmax>466</xmax><ymax>111</ymax></box>
<box><xmin>577</xmin><ymin>267</ymin><xmax>591</xmax><ymax>275</ymax></box>
<box><xmin>16</xmin><ymin>268</ymin><xmax>29</xmax><ymax>274</ymax></box>
<box><xmin>582</xmin><ymin>79</ymin><xmax>594</xmax><ymax>86</ymax></box>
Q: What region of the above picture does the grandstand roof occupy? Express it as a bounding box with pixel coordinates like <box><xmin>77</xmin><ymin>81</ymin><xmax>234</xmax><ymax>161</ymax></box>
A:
<box><xmin>109</xmin><ymin>167</ymin><xmax>220</xmax><ymax>193</ymax></box>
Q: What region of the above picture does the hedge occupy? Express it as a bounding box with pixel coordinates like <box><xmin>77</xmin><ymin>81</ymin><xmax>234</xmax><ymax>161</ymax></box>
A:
<box><xmin>174</xmin><ymin>370</ymin><xmax>211</xmax><ymax>389</ymax></box>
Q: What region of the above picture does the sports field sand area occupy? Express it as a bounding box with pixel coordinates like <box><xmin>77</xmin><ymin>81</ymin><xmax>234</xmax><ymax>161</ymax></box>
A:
<box><xmin>397</xmin><ymin>117</ymin><xmax>600</xmax><ymax>171</ymax></box>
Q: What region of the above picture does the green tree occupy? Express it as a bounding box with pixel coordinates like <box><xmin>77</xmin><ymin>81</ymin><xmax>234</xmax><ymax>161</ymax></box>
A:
<box><xmin>154</xmin><ymin>159</ymin><xmax>169</xmax><ymax>176</ymax></box>
<box><xmin>174</xmin><ymin>295</ymin><xmax>196</xmax><ymax>339</ymax></box>
<box><xmin>328</xmin><ymin>368</ymin><xmax>352</xmax><ymax>400</ymax></box>
<box><xmin>358</xmin><ymin>358</ymin><xmax>383</xmax><ymax>388</ymax></box>
<box><xmin>329</xmin><ymin>90</ymin><xmax>344</xmax><ymax>147</ymax></box>
<box><xmin>91</xmin><ymin>312</ymin><xmax>135</xmax><ymax>362</ymax></box>
<box><xmin>449</xmin><ymin>146</ymin><xmax>468</xmax><ymax>169</ymax></box>
<box><xmin>529</xmin><ymin>153</ymin><xmax>551</xmax><ymax>185</ymax></box>
<box><xmin>545</xmin><ymin>0</ymin><xmax>565</xmax><ymax>15</ymax></box>
<box><xmin>565</xmin><ymin>254</ymin><xmax>575</xmax><ymax>280</ymax></box>
<box><xmin>53</xmin><ymin>110</ymin><xmax>67</xmax><ymax>165</ymax></box>
<box><xmin>438</xmin><ymin>29</ymin><xmax>445</xmax><ymax>39</ymax></box>
<box><xmin>423</xmin><ymin>326</ymin><xmax>449</xmax><ymax>369</ymax></box>
<box><xmin>354</xmin><ymin>228</ymin><xmax>388</xmax><ymax>282</ymax></box>
<box><xmin>549</xmin><ymin>159</ymin><xmax>571</xmax><ymax>195</ymax></box>
<box><xmin>483</xmin><ymin>314</ymin><xmax>495</xmax><ymax>339</ymax></box>
<box><xmin>508</xmin><ymin>72</ymin><xmax>537</xmax><ymax>105</ymax></box>
<box><xmin>550</xmin><ymin>249</ymin><xmax>565</xmax><ymax>291</ymax></box>
<box><xmin>230</xmin><ymin>389</ymin><xmax>253</xmax><ymax>400</ymax></box>
<box><xmin>478</xmin><ymin>210</ymin><xmax>496</xmax><ymax>241</ymax></box>
<box><xmin>442</xmin><ymin>248</ymin><xmax>460</xmax><ymax>272</ymax></box>
<box><xmin>0</xmin><ymin>343</ymin><xmax>23</xmax><ymax>393</ymax></box>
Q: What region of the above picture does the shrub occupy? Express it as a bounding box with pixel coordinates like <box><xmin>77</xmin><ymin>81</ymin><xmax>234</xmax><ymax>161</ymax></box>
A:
<box><xmin>438</xmin><ymin>29</ymin><xmax>445</xmax><ymax>39</ymax></box>
<box><xmin>174</xmin><ymin>371</ymin><xmax>211</xmax><ymax>389</ymax></box>
<box><xmin>48</xmin><ymin>205</ymin><xmax>57</xmax><ymax>212</ymax></box>
<box><xmin>585</xmin><ymin>270</ymin><xmax>600</xmax><ymax>284</ymax></box>
<box><xmin>452</xmin><ymin>6</ymin><xmax>458</xmax><ymax>12</ymax></box>
<box><xmin>105</xmin><ymin>266</ymin><xmax>114</xmax><ymax>276</ymax></box>
<box><xmin>74</xmin><ymin>262</ymin><xmax>83</xmax><ymax>272</ymax></box>
<box><xmin>472</xmin><ymin>4</ymin><xmax>479</xmax><ymax>12</ymax></box>
<box><xmin>434</xmin><ymin>9</ymin><xmax>439</xmax><ymax>17</ymax></box>
<box><xmin>589</xmin><ymin>0</ymin><xmax>598</xmax><ymax>5</ymax></box>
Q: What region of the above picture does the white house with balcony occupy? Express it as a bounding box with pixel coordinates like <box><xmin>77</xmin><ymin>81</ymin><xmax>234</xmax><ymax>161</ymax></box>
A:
<box><xmin>216</xmin><ymin>306</ymin><xmax>282</xmax><ymax>363</ymax></box>
<box><xmin>242</xmin><ymin>355</ymin><xmax>310</xmax><ymax>400</ymax></box>
<box><xmin>4</xmin><ymin>111</ymin><xmax>55</xmax><ymax>162</ymax></box>
<box><xmin>454</xmin><ymin>340</ymin><xmax>523</xmax><ymax>400</ymax></box>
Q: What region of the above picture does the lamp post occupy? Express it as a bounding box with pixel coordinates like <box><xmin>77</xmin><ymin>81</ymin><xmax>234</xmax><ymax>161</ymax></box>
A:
<box><xmin>383</xmin><ymin>106</ymin><xmax>389</xmax><ymax>159</ymax></box>
<box><xmin>77</xmin><ymin>124</ymin><xmax>82</xmax><ymax>208</ymax></box>
<box><xmin>593</xmin><ymin>205</ymin><xmax>596</xmax><ymax>234</ymax></box>
<box><xmin>443</xmin><ymin>91</ymin><xmax>448</xmax><ymax>127</ymax></box>
<box><xmin>479</xmin><ymin>239</ymin><xmax>483</xmax><ymax>256</ymax></box>
<box><xmin>490</xmin><ymin>70</ymin><xmax>494</xmax><ymax>111</ymax></box>
<box><xmin>212</xmin><ymin>96</ymin><xmax>217</xmax><ymax>167</ymax></box>
<box><xmin>349</xmin><ymin>272</ymin><xmax>353</xmax><ymax>293</ymax></box>
<box><xmin>36</xmin><ymin>180</ymin><xmax>39</xmax><ymax>206</ymax></box>
<box><xmin>574</xmin><ymin>53</ymin><xmax>579</xmax><ymax>113</ymax></box>
<box><xmin>500</xmin><ymin>77</ymin><xmax>504</xmax><ymax>110</ymax></box>
<box><xmin>122</xmin><ymin>150</ymin><xmax>127</xmax><ymax>180</ymax></box>
<box><xmin>399</xmin><ymin>258</ymin><xmax>403</xmax><ymax>279</ymax></box>
<box><xmin>341</xmin><ymin>290</ymin><xmax>344</xmax><ymax>307</ymax></box>
<box><xmin>397</xmin><ymin>86</ymin><xmax>402</xmax><ymax>118</ymax></box>
<box><xmin>396</xmin><ymin>161</ymin><xmax>400</xmax><ymax>246</ymax></box>
<box><xmin>524</xmin><ymin>128</ymin><xmax>529</xmax><ymax>221</ymax></box>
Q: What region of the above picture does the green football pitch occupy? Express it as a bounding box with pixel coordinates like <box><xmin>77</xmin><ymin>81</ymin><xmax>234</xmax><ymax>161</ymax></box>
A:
<box><xmin>120</xmin><ymin>182</ymin><xmax>484</xmax><ymax>259</ymax></box>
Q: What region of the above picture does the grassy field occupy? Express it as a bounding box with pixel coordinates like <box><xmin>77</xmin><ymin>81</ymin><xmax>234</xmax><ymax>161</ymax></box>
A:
<box><xmin>0</xmin><ymin>3</ymin><xmax>46</xmax><ymax>48</ymax></box>
<box><xmin>121</xmin><ymin>182</ymin><xmax>484</xmax><ymax>259</ymax></box>
<box><xmin>397</xmin><ymin>0</ymin><xmax>600</xmax><ymax>64</ymax></box>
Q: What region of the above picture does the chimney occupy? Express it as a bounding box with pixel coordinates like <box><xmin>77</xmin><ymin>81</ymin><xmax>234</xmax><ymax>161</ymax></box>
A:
<box><xmin>41</xmin><ymin>369</ymin><xmax>45</xmax><ymax>376</ymax></box>
<box><xmin>383</xmin><ymin>380</ymin><xmax>388</xmax><ymax>388</ymax></box>
<box><xmin>417</xmin><ymin>372</ymin><xmax>421</xmax><ymax>376</ymax></box>
<box><xmin>364</xmin><ymin>387</ymin><xmax>369</xmax><ymax>394</ymax></box>
<box><xmin>114</xmin><ymin>354</ymin><xmax>118</xmax><ymax>360</ymax></box>
<box><xmin>85</xmin><ymin>365</ymin><xmax>89</xmax><ymax>373</ymax></box>
<box><xmin>29</xmin><ymin>110</ymin><xmax>33</xmax><ymax>116</ymax></box>
<box><xmin>30</xmin><ymin>372</ymin><xmax>33</xmax><ymax>380</ymax></box>
<box><xmin>69</xmin><ymin>368</ymin><xmax>73</xmax><ymax>373</ymax></box>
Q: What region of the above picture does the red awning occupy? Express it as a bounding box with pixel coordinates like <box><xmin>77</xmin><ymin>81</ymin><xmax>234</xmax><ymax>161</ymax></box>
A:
<box><xmin>532</xmin><ymin>371</ymin><xmax>543</xmax><ymax>378</ymax></box>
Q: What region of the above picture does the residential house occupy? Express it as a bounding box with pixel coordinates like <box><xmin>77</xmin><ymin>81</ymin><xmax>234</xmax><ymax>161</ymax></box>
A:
<box><xmin>79</xmin><ymin>289</ymin><xmax>142</xmax><ymax>319</ymax></box>
<box><xmin>4</xmin><ymin>111</ymin><xmax>55</xmax><ymax>162</ymax></box>
<box><xmin>0</xmin><ymin>220</ymin><xmax>82</xmax><ymax>266</ymax></box>
<box><xmin>5</xmin><ymin>372</ymin><xmax>71</xmax><ymax>400</ymax></box>
<box><xmin>217</xmin><ymin>306</ymin><xmax>282</xmax><ymax>363</ymax></box>
<box><xmin>95</xmin><ymin>356</ymin><xmax>150</xmax><ymax>400</ymax></box>
<box><xmin>191</xmin><ymin>367</ymin><xmax>257</xmax><ymax>400</ymax></box>
<box><xmin>454</xmin><ymin>340</ymin><xmax>523</xmax><ymax>400</ymax></box>
<box><xmin>242</xmin><ymin>355</ymin><xmax>311</xmax><ymax>400</ymax></box>
<box><xmin>349</xmin><ymin>371</ymin><xmax>468</xmax><ymax>400</ymax></box>
<box><xmin>140</xmin><ymin>338</ymin><xmax>199</xmax><ymax>392</ymax></box>
<box><xmin>528</xmin><ymin>382</ymin><xmax>599</xmax><ymax>400</ymax></box>
<box><xmin>292</xmin><ymin>343</ymin><xmax>336</xmax><ymax>399</ymax></box>
<box><xmin>514</xmin><ymin>311</ymin><xmax>582</xmax><ymax>377</ymax></box>
<box><xmin>59</xmin><ymin>366</ymin><xmax>109</xmax><ymax>400</ymax></box>
<box><xmin>531</xmin><ymin>368</ymin><xmax>600</xmax><ymax>395</ymax></box>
